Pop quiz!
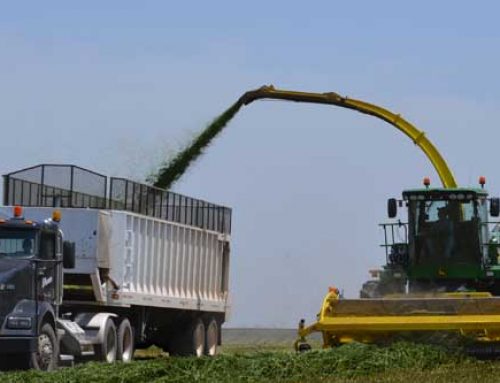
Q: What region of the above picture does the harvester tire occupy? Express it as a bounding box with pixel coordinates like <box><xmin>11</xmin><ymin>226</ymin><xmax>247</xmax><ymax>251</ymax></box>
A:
<box><xmin>297</xmin><ymin>343</ymin><xmax>312</xmax><ymax>353</ymax></box>
<box><xmin>359</xmin><ymin>280</ymin><xmax>381</xmax><ymax>298</ymax></box>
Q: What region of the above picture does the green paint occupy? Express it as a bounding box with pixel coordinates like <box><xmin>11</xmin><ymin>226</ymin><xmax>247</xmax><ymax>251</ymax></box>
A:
<box><xmin>409</xmin><ymin>264</ymin><xmax>484</xmax><ymax>280</ymax></box>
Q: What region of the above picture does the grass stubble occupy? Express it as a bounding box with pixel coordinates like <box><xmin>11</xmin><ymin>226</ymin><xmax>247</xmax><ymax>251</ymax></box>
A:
<box><xmin>1</xmin><ymin>340</ymin><xmax>499</xmax><ymax>383</ymax></box>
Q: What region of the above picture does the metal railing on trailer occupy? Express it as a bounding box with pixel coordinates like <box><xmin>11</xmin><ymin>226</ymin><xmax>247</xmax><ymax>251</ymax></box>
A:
<box><xmin>109</xmin><ymin>177</ymin><xmax>231</xmax><ymax>234</ymax></box>
<box><xmin>3</xmin><ymin>164</ymin><xmax>107</xmax><ymax>209</ymax></box>
<box><xmin>3</xmin><ymin>164</ymin><xmax>232</xmax><ymax>235</ymax></box>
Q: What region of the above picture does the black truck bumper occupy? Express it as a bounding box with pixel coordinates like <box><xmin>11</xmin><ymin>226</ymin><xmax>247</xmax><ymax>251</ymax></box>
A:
<box><xmin>0</xmin><ymin>337</ymin><xmax>37</xmax><ymax>353</ymax></box>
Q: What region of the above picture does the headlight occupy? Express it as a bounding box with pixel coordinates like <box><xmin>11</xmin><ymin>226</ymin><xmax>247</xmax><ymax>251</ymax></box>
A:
<box><xmin>7</xmin><ymin>316</ymin><xmax>32</xmax><ymax>329</ymax></box>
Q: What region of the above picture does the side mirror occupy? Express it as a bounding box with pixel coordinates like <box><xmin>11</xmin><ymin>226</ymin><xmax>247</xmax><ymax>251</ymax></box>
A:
<box><xmin>491</xmin><ymin>198</ymin><xmax>500</xmax><ymax>217</ymax></box>
<box><xmin>63</xmin><ymin>241</ymin><xmax>76</xmax><ymax>269</ymax></box>
<box><xmin>387</xmin><ymin>198</ymin><xmax>398</xmax><ymax>218</ymax></box>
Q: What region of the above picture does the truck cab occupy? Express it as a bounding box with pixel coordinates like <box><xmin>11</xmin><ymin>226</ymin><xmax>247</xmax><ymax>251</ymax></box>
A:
<box><xmin>0</xmin><ymin>206</ymin><xmax>75</xmax><ymax>370</ymax></box>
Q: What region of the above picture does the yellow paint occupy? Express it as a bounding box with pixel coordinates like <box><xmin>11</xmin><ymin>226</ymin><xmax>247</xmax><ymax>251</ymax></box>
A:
<box><xmin>295</xmin><ymin>290</ymin><xmax>500</xmax><ymax>348</ymax></box>
<box><xmin>240</xmin><ymin>86</ymin><xmax>458</xmax><ymax>188</ymax></box>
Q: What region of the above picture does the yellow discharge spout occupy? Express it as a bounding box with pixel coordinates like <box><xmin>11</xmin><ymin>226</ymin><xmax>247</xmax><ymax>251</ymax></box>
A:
<box><xmin>239</xmin><ymin>86</ymin><xmax>458</xmax><ymax>188</ymax></box>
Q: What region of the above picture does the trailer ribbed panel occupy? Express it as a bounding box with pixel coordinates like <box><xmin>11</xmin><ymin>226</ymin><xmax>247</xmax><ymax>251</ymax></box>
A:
<box><xmin>118</xmin><ymin>210</ymin><xmax>227</xmax><ymax>311</ymax></box>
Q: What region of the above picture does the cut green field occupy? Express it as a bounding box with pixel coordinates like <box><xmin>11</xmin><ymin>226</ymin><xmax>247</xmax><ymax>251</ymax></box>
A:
<box><xmin>1</xmin><ymin>340</ymin><xmax>500</xmax><ymax>383</ymax></box>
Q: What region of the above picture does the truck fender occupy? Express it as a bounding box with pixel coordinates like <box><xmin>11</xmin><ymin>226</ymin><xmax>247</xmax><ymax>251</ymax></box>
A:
<box><xmin>74</xmin><ymin>312</ymin><xmax>118</xmax><ymax>344</ymax></box>
<box><xmin>9</xmin><ymin>299</ymin><xmax>55</xmax><ymax>331</ymax></box>
<box><xmin>37</xmin><ymin>302</ymin><xmax>56</xmax><ymax>330</ymax></box>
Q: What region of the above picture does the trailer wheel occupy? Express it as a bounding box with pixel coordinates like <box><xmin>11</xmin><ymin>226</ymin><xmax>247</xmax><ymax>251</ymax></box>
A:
<box><xmin>171</xmin><ymin>318</ymin><xmax>205</xmax><ymax>357</ymax></box>
<box><xmin>297</xmin><ymin>343</ymin><xmax>312</xmax><ymax>353</ymax></box>
<box><xmin>31</xmin><ymin>323</ymin><xmax>59</xmax><ymax>371</ymax></box>
<box><xmin>204</xmin><ymin>318</ymin><xmax>219</xmax><ymax>357</ymax></box>
<box><xmin>117</xmin><ymin>319</ymin><xmax>134</xmax><ymax>362</ymax></box>
<box><xmin>95</xmin><ymin>319</ymin><xmax>117</xmax><ymax>363</ymax></box>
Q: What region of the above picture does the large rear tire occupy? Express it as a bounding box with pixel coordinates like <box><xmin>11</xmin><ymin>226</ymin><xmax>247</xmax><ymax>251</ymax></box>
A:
<box><xmin>95</xmin><ymin>319</ymin><xmax>117</xmax><ymax>363</ymax></box>
<box><xmin>117</xmin><ymin>318</ymin><xmax>134</xmax><ymax>363</ymax></box>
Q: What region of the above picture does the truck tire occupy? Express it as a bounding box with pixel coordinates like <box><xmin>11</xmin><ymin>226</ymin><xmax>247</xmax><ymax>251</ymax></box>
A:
<box><xmin>95</xmin><ymin>319</ymin><xmax>117</xmax><ymax>363</ymax></box>
<box><xmin>170</xmin><ymin>318</ymin><xmax>205</xmax><ymax>357</ymax></box>
<box><xmin>204</xmin><ymin>318</ymin><xmax>219</xmax><ymax>356</ymax></box>
<box><xmin>31</xmin><ymin>323</ymin><xmax>59</xmax><ymax>371</ymax></box>
<box><xmin>117</xmin><ymin>318</ymin><xmax>134</xmax><ymax>362</ymax></box>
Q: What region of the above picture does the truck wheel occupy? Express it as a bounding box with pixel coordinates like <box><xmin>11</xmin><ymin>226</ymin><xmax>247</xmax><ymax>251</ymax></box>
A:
<box><xmin>171</xmin><ymin>318</ymin><xmax>205</xmax><ymax>357</ymax></box>
<box><xmin>31</xmin><ymin>323</ymin><xmax>59</xmax><ymax>371</ymax></box>
<box><xmin>204</xmin><ymin>318</ymin><xmax>219</xmax><ymax>357</ymax></box>
<box><xmin>95</xmin><ymin>319</ymin><xmax>117</xmax><ymax>363</ymax></box>
<box><xmin>117</xmin><ymin>319</ymin><xmax>134</xmax><ymax>362</ymax></box>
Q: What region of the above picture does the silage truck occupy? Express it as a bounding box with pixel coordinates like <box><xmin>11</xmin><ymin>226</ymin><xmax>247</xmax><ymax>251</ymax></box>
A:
<box><xmin>0</xmin><ymin>164</ymin><xmax>231</xmax><ymax>370</ymax></box>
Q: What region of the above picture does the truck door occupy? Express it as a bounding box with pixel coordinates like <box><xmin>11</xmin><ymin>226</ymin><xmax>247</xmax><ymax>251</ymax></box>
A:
<box><xmin>37</xmin><ymin>230</ymin><xmax>59</xmax><ymax>304</ymax></box>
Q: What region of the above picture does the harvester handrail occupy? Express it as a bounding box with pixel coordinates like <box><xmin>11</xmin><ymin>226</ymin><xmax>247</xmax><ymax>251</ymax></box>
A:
<box><xmin>239</xmin><ymin>86</ymin><xmax>458</xmax><ymax>188</ymax></box>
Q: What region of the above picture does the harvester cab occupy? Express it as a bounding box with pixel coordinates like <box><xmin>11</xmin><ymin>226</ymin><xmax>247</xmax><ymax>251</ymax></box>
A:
<box><xmin>377</xmin><ymin>178</ymin><xmax>500</xmax><ymax>296</ymax></box>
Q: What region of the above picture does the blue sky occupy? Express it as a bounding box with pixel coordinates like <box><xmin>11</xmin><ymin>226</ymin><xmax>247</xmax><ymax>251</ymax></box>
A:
<box><xmin>1</xmin><ymin>1</ymin><xmax>500</xmax><ymax>327</ymax></box>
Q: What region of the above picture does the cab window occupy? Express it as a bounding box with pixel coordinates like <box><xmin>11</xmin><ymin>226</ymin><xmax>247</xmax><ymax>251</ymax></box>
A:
<box><xmin>0</xmin><ymin>230</ymin><xmax>37</xmax><ymax>258</ymax></box>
